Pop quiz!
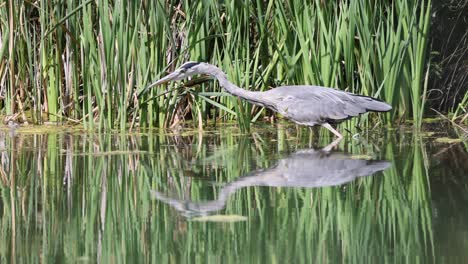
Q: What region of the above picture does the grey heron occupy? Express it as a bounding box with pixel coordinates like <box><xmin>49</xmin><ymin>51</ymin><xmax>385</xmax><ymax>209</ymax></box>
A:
<box><xmin>147</xmin><ymin>62</ymin><xmax>392</xmax><ymax>138</ymax></box>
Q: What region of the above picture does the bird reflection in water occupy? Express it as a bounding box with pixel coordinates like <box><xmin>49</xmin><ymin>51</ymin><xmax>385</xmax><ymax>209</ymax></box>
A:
<box><xmin>152</xmin><ymin>142</ymin><xmax>391</xmax><ymax>218</ymax></box>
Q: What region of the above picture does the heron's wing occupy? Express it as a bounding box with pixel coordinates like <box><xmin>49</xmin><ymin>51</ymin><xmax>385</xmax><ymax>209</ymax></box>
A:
<box><xmin>268</xmin><ymin>85</ymin><xmax>388</xmax><ymax>124</ymax></box>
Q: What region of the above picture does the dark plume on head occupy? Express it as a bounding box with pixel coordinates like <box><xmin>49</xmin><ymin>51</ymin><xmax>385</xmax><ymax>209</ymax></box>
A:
<box><xmin>180</xmin><ymin>61</ymin><xmax>200</xmax><ymax>70</ymax></box>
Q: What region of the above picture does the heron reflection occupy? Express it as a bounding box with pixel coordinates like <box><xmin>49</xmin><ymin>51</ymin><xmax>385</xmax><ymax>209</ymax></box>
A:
<box><xmin>152</xmin><ymin>146</ymin><xmax>391</xmax><ymax>217</ymax></box>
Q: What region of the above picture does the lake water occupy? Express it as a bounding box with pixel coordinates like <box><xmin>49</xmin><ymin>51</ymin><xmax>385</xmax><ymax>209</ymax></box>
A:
<box><xmin>0</xmin><ymin>123</ymin><xmax>466</xmax><ymax>263</ymax></box>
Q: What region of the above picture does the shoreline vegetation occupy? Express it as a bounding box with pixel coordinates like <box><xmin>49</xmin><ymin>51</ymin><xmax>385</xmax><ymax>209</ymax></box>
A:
<box><xmin>0</xmin><ymin>0</ymin><xmax>465</xmax><ymax>131</ymax></box>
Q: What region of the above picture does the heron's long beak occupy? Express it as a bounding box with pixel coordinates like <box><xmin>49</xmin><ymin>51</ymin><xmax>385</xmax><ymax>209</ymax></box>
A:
<box><xmin>147</xmin><ymin>71</ymin><xmax>180</xmax><ymax>89</ymax></box>
<box><xmin>138</xmin><ymin>71</ymin><xmax>181</xmax><ymax>98</ymax></box>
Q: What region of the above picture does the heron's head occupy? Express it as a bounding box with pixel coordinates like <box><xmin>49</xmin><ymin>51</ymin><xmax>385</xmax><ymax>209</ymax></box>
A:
<box><xmin>147</xmin><ymin>61</ymin><xmax>210</xmax><ymax>88</ymax></box>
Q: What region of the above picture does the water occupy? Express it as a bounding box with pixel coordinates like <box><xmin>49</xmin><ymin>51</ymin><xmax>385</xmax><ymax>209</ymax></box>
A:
<box><xmin>0</xmin><ymin>123</ymin><xmax>466</xmax><ymax>263</ymax></box>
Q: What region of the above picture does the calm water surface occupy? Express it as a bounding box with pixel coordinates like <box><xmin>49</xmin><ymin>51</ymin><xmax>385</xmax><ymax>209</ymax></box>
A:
<box><xmin>0</xmin><ymin>123</ymin><xmax>466</xmax><ymax>263</ymax></box>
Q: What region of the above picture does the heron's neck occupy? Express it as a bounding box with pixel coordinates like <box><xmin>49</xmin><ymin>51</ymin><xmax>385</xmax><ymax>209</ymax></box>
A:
<box><xmin>206</xmin><ymin>64</ymin><xmax>266</xmax><ymax>106</ymax></box>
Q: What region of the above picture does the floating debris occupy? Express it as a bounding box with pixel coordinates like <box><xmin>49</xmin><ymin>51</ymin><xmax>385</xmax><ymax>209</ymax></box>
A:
<box><xmin>191</xmin><ymin>215</ymin><xmax>248</xmax><ymax>223</ymax></box>
<box><xmin>435</xmin><ymin>137</ymin><xmax>463</xmax><ymax>143</ymax></box>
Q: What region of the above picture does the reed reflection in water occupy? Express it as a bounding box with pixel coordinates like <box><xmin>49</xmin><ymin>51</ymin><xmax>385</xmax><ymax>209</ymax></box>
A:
<box><xmin>0</xmin><ymin>125</ymin><xmax>458</xmax><ymax>263</ymax></box>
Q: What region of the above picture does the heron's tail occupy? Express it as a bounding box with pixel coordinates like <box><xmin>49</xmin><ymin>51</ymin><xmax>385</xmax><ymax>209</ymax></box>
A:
<box><xmin>356</xmin><ymin>95</ymin><xmax>392</xmax><ymax>112</ymax></box>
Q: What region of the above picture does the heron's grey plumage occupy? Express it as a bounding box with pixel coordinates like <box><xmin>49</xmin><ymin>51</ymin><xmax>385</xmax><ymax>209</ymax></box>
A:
<box><xmin>264</xmin><ymin>85</ymin><xmax>391</xmax><ymax>126</ymax></box>
<box><xmin>147</xmin><ymin>62</ymin><xmax>392</xmax><ymax>138</ymax></box>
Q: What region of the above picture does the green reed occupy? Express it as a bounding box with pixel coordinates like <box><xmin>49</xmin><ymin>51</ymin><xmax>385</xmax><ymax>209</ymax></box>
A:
<box><xmin>0</xmin><ymin>0</ymin><xmax>431</xmax><ymax>130</ymax></box>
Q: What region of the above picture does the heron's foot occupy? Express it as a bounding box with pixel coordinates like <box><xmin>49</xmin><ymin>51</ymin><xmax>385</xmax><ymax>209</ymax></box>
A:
<box><xmin>352</xmin><ymin>133</ymin><xmax>361</xmax><ymax>140</ymax></box>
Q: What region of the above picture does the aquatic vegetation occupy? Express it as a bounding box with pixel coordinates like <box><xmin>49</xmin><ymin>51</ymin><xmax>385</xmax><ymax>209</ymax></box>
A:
<box><xmin>0</xmin><ymin>0</ymin><xmax>432</xmax><ymax>130</ymax></box>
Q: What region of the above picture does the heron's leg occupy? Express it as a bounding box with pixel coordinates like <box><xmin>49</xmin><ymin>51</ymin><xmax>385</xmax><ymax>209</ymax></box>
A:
<box><xmin>322</xmin><ymin>123</ymin><xmax>343</xmax><ymax>139</ymax></box>
<box><xmin>321</xmin><ymin>137</ymin><xmax>343</xmax><ymax>152</ymax></box>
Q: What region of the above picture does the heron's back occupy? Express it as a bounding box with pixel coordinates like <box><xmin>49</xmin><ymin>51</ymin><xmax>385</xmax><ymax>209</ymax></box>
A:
<box><xmin>264</xmin><ymin>85</ymin><xmax>391</xmax><ymax>125</ymax></box>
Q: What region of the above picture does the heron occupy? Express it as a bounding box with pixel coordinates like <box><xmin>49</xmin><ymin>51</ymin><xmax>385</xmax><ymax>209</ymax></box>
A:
<box><xmin>146</xmin><ymin>61</ymin><xmax>392</xmax><ymax>138</ymax></box>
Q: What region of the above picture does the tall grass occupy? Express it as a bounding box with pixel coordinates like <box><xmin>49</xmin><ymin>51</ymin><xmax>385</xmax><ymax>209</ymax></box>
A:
<box><xmin>0</xmin><ymin>0</ymin><xmax>431</xmax><ymax>130</ymax></box>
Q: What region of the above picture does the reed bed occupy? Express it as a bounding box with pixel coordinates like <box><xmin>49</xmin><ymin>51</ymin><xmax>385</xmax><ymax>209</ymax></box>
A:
<box><xmin>0</xmin><ymin>0</ymin><xmax>431</xmax><ymax>130</ymax></box>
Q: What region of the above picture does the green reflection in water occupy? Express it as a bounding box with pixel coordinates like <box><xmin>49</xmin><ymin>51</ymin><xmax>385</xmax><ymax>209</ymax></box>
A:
<box><xmin>0</xmin><ymin>125</ymin><xmax>465</xmax><ymax>263</ymax></box>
